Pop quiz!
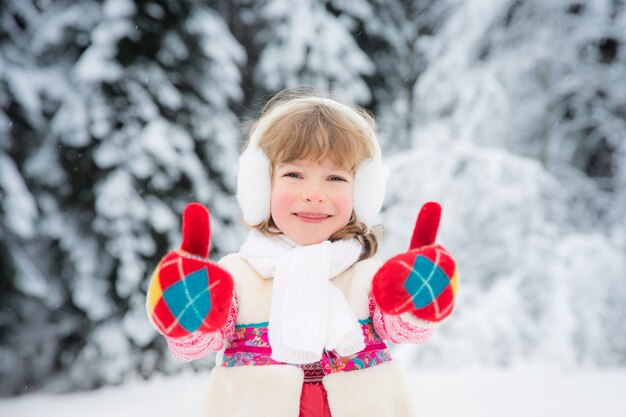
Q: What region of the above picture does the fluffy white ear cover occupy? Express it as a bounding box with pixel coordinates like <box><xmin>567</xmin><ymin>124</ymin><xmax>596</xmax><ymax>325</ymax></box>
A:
<box><xmin>236</xmin><ymin>146</ymin><xmax>271</xmax><ymax>225</ymax></box>
<box><xmin>353</xmin><ymin>159</ymin><xmax>389</xmax><ymax>227</ymax></box>
<box><xmin>236</xmin><ymin>97</ymin><xmax>388</xmax><ymax>228</ymax></box>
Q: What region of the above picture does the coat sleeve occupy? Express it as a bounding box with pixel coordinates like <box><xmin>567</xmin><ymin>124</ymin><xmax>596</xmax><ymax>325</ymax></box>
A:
<box><xmin>369</xmin><ymin>295</ymin><xmax>434</xmax><ymax>344</ymax></box>
<box><xmin>164</xmin><ymin>293</ymin><xmax>238</xmax><ymax>361</ymax></box>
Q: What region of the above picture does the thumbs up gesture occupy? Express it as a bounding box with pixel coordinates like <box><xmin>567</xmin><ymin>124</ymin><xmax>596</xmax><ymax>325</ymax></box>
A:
<box><xmin>372</xmin><ymin>202</ymin><xmax>458</xmax><ymax>324</ymax></box>
<box><xmin>146</xmin><ymin>203</ymin><xmax>234</xmax><ymax>338</ymax></box>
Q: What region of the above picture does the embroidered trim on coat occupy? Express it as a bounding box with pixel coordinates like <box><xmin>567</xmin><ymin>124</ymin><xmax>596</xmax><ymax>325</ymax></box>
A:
<box><xmin>222</xmin><ymin>320</ymin><xmax>391</xmax><ymax>375</ymax></box>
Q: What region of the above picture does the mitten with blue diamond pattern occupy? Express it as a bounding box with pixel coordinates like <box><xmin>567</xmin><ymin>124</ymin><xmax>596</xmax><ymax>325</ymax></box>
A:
<box><xmin>146</xmin><ymin>203</ymin><xmax>234</xmax><ymax>338</ymax></box>
<box><xmin>372</xmin><ymin>202</ymin><xmax>458</xmax><ymax>324</ymax></box>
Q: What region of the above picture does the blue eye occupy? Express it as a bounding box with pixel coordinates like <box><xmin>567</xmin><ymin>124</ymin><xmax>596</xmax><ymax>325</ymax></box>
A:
<box><xmin>284</xmin><ymin>172</ymin><xmax>301</xmax><ymax>179</ymax></box>
<box><xmin>329</xmin><ymin>175</ymin><xmax>347</xmax><ymax>182</ymax></box>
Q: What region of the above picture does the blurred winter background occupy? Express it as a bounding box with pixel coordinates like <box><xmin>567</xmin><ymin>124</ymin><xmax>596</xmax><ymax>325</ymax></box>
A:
<box><xmin>1</xmin><ymin>0</ymin><xmax>625</xmax><ymax>415</ymax></box>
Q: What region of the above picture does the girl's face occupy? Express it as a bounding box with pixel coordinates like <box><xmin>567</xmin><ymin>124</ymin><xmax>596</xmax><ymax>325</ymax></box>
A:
<box><xmin>270</xmin><ymin>158</ymin><xmax>354</xmax><ymax>245</ymax></box>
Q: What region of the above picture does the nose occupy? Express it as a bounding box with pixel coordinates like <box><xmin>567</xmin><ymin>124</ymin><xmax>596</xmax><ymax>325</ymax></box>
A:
<box><xmin>305</xmin><ymin>193</ymin><xmax>325</xmax><ymax>203</ymax></box>
<box><xmin>303</xmin><ymin>182</ymin><xmax>326</xmax><ymax>203</ymax></box>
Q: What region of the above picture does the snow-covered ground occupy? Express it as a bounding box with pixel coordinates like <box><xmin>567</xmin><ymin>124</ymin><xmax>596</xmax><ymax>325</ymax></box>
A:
<box><xmin>1</xmin><ymin>367</ymin><xmax>625</xmax><ymax>417</ymax></box>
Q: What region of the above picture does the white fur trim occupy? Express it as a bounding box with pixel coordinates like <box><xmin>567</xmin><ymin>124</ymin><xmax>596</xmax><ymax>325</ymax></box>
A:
<box><xmin>202</xmin><ymin>365</ymin><xmax>304</xmax><ymax>417</ymax></box>
<box><xmin>236</xmin><ymin>97</ymin><xmax>387</xmax><ymax>227</ymax></box>
<box><xmin>323</xmin><ymin>361</ymin><xmax>415</xmax><ymax>417</ymax></box>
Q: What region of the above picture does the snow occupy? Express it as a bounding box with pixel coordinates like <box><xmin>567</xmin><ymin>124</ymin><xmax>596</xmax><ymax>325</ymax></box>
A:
<box><xmin>1</xmin><ymin>367</ymin><xmax>624</xmax><ymax>417</ymax></box>
<box><xmin>53</xmin><ymin>92</ymin><xmax>90</xmax><ymax>147</ymax></box>
<box><xmin>185</xmin><ymin>7</ymin><xmax>246</xmax><ymax>106</ymax></box>
<box><xmin>102</xmin><ymin>0</ymin><xmax>135</xmax><ymax>19</ymax></box>
<box><xmin>381</xmin><ymin>143</ymin><xmax>626</xmax><ymax>368</ymax></box>
<box><xmin>141</xmin><ymin>64</ymin><xmax>184</xmax><ymax>111</ymax></box>
<box><xmin>256</xmin><ymin>0</ymin><xmax>374</xmax><ymax>103</ymax></box>
<box><xmin>0</xmin><ymin>152</ymin><xmax>37</xmax><ymax>238</ymax></box>
<box><xmin>4</xmin><ymin>68</ymin><xmax>42</xmax><ymax>122</ymax></box>
<box><xmin>74</xmin><ymin>0</ymin><xmax>136</xmax><ymax>83</ymax></box>
<box><xmin>30</xmin><ymin>3</ymin><xmax>100</xmax><ymax>54</ymax></box>
<box><xmin>74</xmin><ymin>39</ymin><xmax>124</xmax><ymax>83</ymax></box>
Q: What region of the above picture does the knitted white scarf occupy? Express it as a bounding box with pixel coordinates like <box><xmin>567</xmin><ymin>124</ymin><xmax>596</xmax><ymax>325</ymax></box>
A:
<box><xmin>239</xmin><ymin>230</ymin><xmax>365</xmax><ymax>364</ymax></box>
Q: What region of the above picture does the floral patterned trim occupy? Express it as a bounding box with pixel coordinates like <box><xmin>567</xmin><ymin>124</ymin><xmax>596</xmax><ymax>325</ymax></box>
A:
<box><xmin>222</xmin><ymin>320</ymin><xmax>392</xmax><ymax>375</ymax></box>
<box><xmin>322</xmin><ymin>341</ymin><xmax>391</xmax><ymax>373</ymax></box>
<box><xmin>234</xmin><ymin>319</ymin><xmax>372</xmax><ymax>329</ymax></box>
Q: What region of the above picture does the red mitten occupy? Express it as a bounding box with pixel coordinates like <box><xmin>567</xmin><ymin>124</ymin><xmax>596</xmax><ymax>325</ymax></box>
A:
<box><xmin>372</xmin><ymin>202</ymin><xmax>458</xmax><ymax>323</ymax></box>
<box><xmin>146</xmin><ymin>203</ymin><xmax>234</xmax><ymax>338</ymax></box>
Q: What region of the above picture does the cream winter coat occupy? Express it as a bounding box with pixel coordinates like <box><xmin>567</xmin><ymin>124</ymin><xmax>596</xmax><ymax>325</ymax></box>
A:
<box><xmin>201</xmin><ymin>253</ymin><xmax>416</xmax><ymax>417</ymax></box>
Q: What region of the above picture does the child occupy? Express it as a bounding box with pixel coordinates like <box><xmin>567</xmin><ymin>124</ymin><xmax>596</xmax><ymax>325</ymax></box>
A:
<box><xmin>146</xmin><ymin>89</ymin><xmax>458</xmax><ymax>417</ymax></box>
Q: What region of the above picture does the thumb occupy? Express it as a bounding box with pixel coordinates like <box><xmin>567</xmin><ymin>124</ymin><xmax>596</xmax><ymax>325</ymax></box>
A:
<box><xmin>180</xmin><ymin>203</ymin><xmax>211</xmax><ymax>258</ymax></box>
<box><xmin>409</xmin><ymin>202</ymin><xmax>441</xmax><ymax>250</ymax></box>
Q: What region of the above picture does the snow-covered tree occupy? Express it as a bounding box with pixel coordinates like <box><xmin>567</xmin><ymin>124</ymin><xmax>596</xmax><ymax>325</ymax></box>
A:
<box><xmin>1</xmin><ymin>0</ymin><xmax>106</xmax><ymax>395</ymax></box>
<box><xmin>352</xmin><ymin>0</ymin><xmax>454</xmax><ymax>151</ymax></box>
<box><xmin>384</xmin><ymin>0</ymin><xmax>626</xmax><ymax>368</ymax></box>
<box><xmin>0</xmin><ymin>0</ymin><xmax>246</xmax><ymax>395</ymax></box>
<box><xmin>381</xmin><ymin>143</ymin><xmax>626</xmax><ymax>368</ymax></box>
<box><xmin>253</xmin><ymin>0</ymin><xmax>375</xmax><ymax>104</ymax></box>
<box><xmin>413</xmin><ymin>0</ymin><xmax>626</xmax><ymax>193</ymax></box>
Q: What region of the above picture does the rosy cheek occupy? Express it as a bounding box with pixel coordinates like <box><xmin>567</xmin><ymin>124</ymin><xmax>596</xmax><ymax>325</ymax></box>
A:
<box><xmin>336</xmin><ymin>193</ymin><xmax>354</xmax><ymax>218</ymax></box>
<box><xmin>270</xmin><ymin>187</ymin><xmax>295</xmax><ymax>219</ymax></box>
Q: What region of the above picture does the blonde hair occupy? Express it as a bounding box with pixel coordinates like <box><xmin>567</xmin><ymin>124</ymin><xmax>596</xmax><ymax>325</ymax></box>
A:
<box><xmin>244</xmin><ymin>88</ymin><xmax>383</xmax><ymax>260</ymax></box>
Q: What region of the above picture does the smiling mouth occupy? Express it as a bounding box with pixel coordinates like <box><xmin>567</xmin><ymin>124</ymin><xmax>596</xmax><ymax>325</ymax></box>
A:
<box><xmin>293</xmin><ymin>212</ymin><xmax>332</xmax><ymax>222</ymax></box>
